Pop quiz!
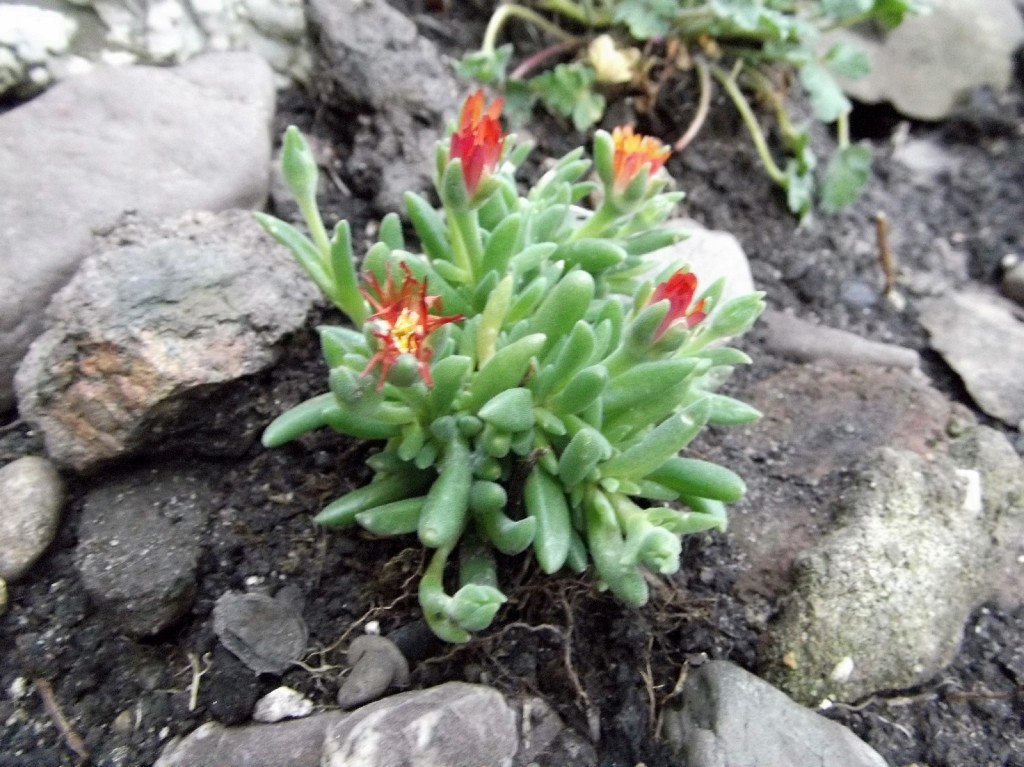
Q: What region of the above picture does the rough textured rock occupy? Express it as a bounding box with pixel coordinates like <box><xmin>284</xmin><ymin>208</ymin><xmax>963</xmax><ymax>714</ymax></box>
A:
<box><xmin>75</xmin><ymin>468</ymin><xmax>211</xmax><ymax>636</ymax></box>
<box><xmin>918</xmin><ymin>288</ymin><xmax>1024</xmax><ymax>428</ymax></box>
<box><xmin>663</xmin><ymin>661</ymin><xmax>888</xmax><ymax>767</ymax></box>
<box><xmin>154</xmin><ymin>713</ymin><xmax>344</xmax><ymax>767</ymax></box>
<box><xmin>710</xmin><ymin>360</ymin><xmax>962</xmax><ymax>599</ymax></box>
<box><xmin>0</xmin><ymin>456</ymin><xmax>64</xmax><ymax>582</ymax></box>
<box><xmin>824</xmin><ymin>0</ymin><xmax>1024</xmax><ymax>120</ymax></box>
<box><xmin>0</xmin><ymin>0</ymin><xmax>308</xmax><ymax>99</ymax></box>
<box><xmin>307</xmin><ymin>0</ymin><xmax>460</xmax><ymax>213</ymax></box>
<box><xmin>1003</xmin><ymin>258</ymin><xmax>1024</xmax><ymax>305</ymax></box>
<box><xmin>761</xmin><ymin>426</ymin><xmax>1024</xmax><ymax>705</ymax></box>
<box><xmin>14</xmin><ymin>209</ymin><xmax>319</xmax><ymax>472</ymax></box>
<box><xmin>0</xmin><ymin>53</ymin><xmax>275</xmax><ymax>412</ymax></box>
<box><xmin>212</xmin><ymin>590</ymin><xmax>309</xmax><ymax>675</ymax></box>
<box><xmin>322</xmin><ymin>682</ymin><xmax>519</xmax><ymax>767</ymax></box>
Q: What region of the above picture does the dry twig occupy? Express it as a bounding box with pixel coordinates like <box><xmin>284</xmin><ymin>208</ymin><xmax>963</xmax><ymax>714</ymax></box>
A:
<box><xmin>34</xmin><ymin>677</ymin><xmax>89</xmax><ymax>763</ymax></box>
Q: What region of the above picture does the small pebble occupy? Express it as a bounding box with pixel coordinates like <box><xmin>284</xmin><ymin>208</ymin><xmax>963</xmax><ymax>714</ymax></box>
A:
<box><xmin>839</xmin><ymin>280</ymin><xmax>878</xmax><ymax>309</ymax></box>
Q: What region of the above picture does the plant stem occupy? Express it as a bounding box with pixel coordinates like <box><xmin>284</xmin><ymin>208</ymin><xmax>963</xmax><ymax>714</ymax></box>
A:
<box><xmin>510</xmin><ymin>39</ymin><xmax>582</xmax><ymax>80</ymax></box>
<box><xmin>449</xmin><ymin>208</ymin><xmax>483</xmax><ymax>283</ymax></box>
<box><xmin>482</xmin><ymin>3</ymin><xmax>580</xmax><ymax>53</ymax></box>
<box><xmin>536</xmin><ymin>0</ymin><xmax>613</xmax><ymax>26</ymax></box>
<box><xmin>709</xmin><ymin>63</ymin><xmax>786</xmax><ymax>186</ymax></box>
<box><xmin>836</xmin><ymin>112</ymin><xmax>850</xmax><ymax>149</ymax></box>
<box><xmin>673</xmin><ymin>57</ymin><xmax>712</xmax><ymax>152</ymax></box>
<box><xmin>298</xmin><ymin>198</ymin><xmax>332</xmax><ymax>260</ymax></box>
<box><xmin>570</xmin><ymin>198</ymin><xmax>619</xmax><ymax>240</ymax></box>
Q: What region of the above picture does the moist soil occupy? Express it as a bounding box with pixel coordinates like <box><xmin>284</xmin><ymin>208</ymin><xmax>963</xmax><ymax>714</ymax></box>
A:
<box><xmin>2</xmin><ymin>4</ymin><xmax>1024</xmax><ymax>766</ymax></box>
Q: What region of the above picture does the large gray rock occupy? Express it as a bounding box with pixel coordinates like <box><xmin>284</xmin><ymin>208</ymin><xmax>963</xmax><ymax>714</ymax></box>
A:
<box><xmin>663</xmin><ymin>661</ymin><xmax>888</xmax><ymax>767</ymax></box>
<box><xmin>76</xmin><ymin>467</ymin><xmax>212</xmax><ymax>636</ymax></box>
<box><xmin>322</xmin><ymin>682</ymin><xmax>519</xmax><ymax>767</ymax></box>
<box><xmin>213</xmin><ymin>590</ymin><xmax>309</xmax><ymax>675</ymax></box>
<box><xmin>825</xmin><ymin>0</ymin><xmax>1024</xmax><ymax>120</ymax></box>
<box><xmin>0</xmin><ymin>456</ymin><xmax>64</xmax><ymax>581</ymax></box>
<box><xmin>761</xmin><ymin>426</ymin><xmax>1024</xmax><ymax>705</ymax></box>
<box><xmin>918</xmin><ymin>288</ymin><xmax>1024</xmax><ymax>428</ymax></box>
<box><xmin>154</xmin><ymin>713</ymin><xmax>344</xmax><ymax>767</ymax></box>
<box><xmin>307</xmin><ymin>0</ymin><xmax>460</xmax><ymax>213</ymax></box>
<box><xmin>14</xmin><ymin>209</ymin><xmax>319</xmax><ymax>472</ymax></box>
<box><xmin>0</xmin><ymin>52</ymin><xmax>275</xmax><ymax>412</ymax></box>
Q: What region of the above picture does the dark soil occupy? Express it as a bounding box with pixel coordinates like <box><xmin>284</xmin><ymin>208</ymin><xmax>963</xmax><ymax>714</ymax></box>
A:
<box><xmin>2</xmin><ymin>4</ymin><xmax>1023</xmax><ymax>766</ymax></box>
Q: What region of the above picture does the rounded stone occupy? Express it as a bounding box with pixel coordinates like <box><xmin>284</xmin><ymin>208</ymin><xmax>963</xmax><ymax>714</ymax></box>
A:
<box><xmin>0</xmin><ymin>455</ymin><xmax>64</xmax><ymax>581</ymax></box>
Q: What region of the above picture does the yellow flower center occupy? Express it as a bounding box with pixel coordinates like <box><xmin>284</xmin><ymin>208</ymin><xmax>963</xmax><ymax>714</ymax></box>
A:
<box><xmin>390</xmin><ymin>308</ymin><xmax>422</xmax><ymax>353</ymax></box>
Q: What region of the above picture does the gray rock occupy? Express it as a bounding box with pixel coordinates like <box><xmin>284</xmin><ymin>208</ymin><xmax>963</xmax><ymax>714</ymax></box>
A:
<box><xmin>0</xmin><ymin>456</ymin><xmax>64</xmax><ymax>582</ymax></box>
<box><xmin>760</xmin><ymin>310</ymin><xmax>920</xmax><ymax>370</ymax></box>
<box><xmin>154</xmin><ymin>713</ymin><xmax>344</xmax><ymax>767</ymax></box>
<box><xmin>307</xmin><ymin>0</ymin><xmax>460</xmax><ymax>213</ymax></box>
<box><xmin>663</xmin><ymin>661</ymin><xmax>888</xmax><ymax>767</ymax></box>
<box><xmin>761</xmin><ymin>426</ymin><xmax>1024</xmax><ymax>705</ymax></box>
<box><xmin>254</xmin><ymin>687</ymin><xmax>316</xmax><ymax>723</ymax></box>
<box><xmin>76</xmin><ymin>468</ymin><xmax>211</xmax><ymax>636</ymax></box>
<box><xmin>14</xmin><ymin>209</ymin><xmax>319</xmax><ymax>472</ymax></box>
<box><xmin>514</xmin><ymin>697</ymin><xmax>597</xmax><ymax>767</ymax></box>
<box><xmin>337</xmin><ymin>634</ymin><xmax>411</xmax><ymax>709</ymax></box>
<box><xmin>0</xmin><ymin>576</ymin><xmax>7</xmax><ymax>617</ymax></box>
<box><xmin>0</xmin><ymin>53</ymin><xmax>275</xmax><ymax>412</ymax></box>
<box><xmin>712</xmin><ymin>361</ymin><xmax>961</xmax><ymax>600</ymax></box>
<box><xmin>917</xmin><ymin>288</ymin><xmax>1024</xmax><ymax>428</ymax></box>
<box><xmin>213</xmin><ymin>590</ymin><xmax>309</xmax><ymax>675</ymax></box>
<box><xmin>322</xmin><ymin>682</ymin><xmax>519</xmax><ymax>767</ymax></box>
<box><xmin>824</xmin><ymin>0</ymin><xmax>1024</xmax><ymax>120</ymax></box>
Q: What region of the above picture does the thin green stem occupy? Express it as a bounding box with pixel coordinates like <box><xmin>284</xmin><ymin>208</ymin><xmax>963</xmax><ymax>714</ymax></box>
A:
<box><xmin>536</xmin><ymin>0</ymin><xmax>613</xmax><ymax>26</ymax></box>
<box><xmin>298</xmin><ymin>198</ymin><xmax>332</xmax><ymax>260</ymax></box>
<box><xmin>482</xmin><ymin>3</ymin><xmax>579</xmax><ymax>53</ymax></box>
<box><xmin>836</xmin><ymin>112</ymin><xmax>850</xmax><ymax>149</ymax></box>
<box><xmin>709</xmin><ymin>63</ymin><xmax>786</xmax><ymax>185</ymax></box>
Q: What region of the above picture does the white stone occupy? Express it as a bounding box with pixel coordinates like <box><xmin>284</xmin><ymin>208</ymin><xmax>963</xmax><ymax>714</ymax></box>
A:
<box><xmin>0</xmin><ymin>456</ymin><xmax>64</xmax><ymax>582</ymax></box>
<box><xmin>253</xmin><ymin>687</ymin><xmax>315</xmax><ymax>723</ymax></box>
<box><xmin>0</xmin><ymin>6</ymin><xmax>77</xmax><ymax>63</ymax></box>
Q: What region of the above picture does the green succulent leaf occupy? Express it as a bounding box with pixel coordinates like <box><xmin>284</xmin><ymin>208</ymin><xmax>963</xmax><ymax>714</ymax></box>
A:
<box><xmin>799</xmin><ymin>61</ymin><xmax>851</xmax><ymax>123</ymax></box>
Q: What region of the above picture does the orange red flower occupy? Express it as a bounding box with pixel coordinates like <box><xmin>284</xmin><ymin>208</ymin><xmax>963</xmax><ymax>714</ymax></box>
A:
<box><xmin>450</xmin><ymin>90</ymin><xmax>505</xmax><ymax>196</ymax></box>
<box><xmin>360</xmin><ymin>264</ymin><xmax>463</xmax><ymax>389</ymax></box>
<box><xmin>650</xmin><ymin>271</ymin><xmax>706</xmax><ymax>338</ymax></box>
<box><xmin>611</xmin><ymin>126</ymin><xmax>670</xmax><ymax>190</ymax></box>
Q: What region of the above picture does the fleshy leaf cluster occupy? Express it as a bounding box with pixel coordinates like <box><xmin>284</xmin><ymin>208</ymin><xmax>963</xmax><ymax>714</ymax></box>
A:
<box><xmin>257</xmin><ymin>93</ymin><xmax>764</xmax><ymax>642</ymax></box>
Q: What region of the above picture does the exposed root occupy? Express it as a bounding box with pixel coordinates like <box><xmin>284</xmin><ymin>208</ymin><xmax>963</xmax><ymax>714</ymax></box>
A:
<box><xmin>34</xmin><ymin>677</ymin><xmax>89</xmax><ymax>763</ymax></box>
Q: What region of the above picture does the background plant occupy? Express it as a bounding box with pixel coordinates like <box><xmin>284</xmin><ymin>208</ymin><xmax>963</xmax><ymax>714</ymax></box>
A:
<box><xmin>257</xmin><ymin>92</ymin><xmax>764</xmax><ymax>642</ymax></box>
<box><xmin>458</xmin><ymin>0</ymin><xmax>930</xmax><ymax>216</ymax></box>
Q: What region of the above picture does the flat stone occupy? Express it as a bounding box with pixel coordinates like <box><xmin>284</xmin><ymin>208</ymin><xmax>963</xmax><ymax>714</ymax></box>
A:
<box><xmin>0</xmin><ymin>456</ymin><xmax>64</xmax><ymax>582</ymax></box>
<box><xmin>0</xmin><ymin>52</ymin><xmax>275</xmax><ymax>411</ymax></box>
<box><xmin>760</xmin><ymin>310</ymin><xmax>920</xmax><ymax>370</ymax></box>
<box><xmin>213</xmin><ymin>590</ymin><xmax>309</xmax><ymax>675</ymax></box>
<box><xmin>14</xmin><ymin>209</ymin><xmax>320</xmax><ymax>472</ymax></box>
<box><xmin>760</xmin><ymin>426</ymin><xmax>1024</xmax><ymax>705</ymax></box>
<box><xmin>154</xmin><ymin>713</ymin><xmax>344</xmax><ymax>767</ymax></box>
<box><xmin>663</xmin><ymin>661</ymin><xmax>887</xmax><ymax>767</ymax></box>
<box><xmin>75</xmin><ymin>468</ymin><xmax>211</xmax><ymax>636</ymax></box>
<box><xmin>917</xmin><ymin>288</ymin><xmax>1024</xmax><ymax>428</ymax></box>
<box><xmin>824</xmin><ymin>0</ymin><xmax>1024</xmax><ymax>120</ymax></box>
<box><xmin>322</xmin><ymin>682</ymin><xmax>519</xmax><ymax>767</ymax></box>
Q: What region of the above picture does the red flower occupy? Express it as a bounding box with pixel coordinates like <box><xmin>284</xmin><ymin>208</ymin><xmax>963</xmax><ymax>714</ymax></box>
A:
<box><xmin>611</xmin><ymin>126</ymin><xmax>670</xmax><ymax>190</ymax></box>
<box><xmin>650</xmin><ymin>271</ymin><xmax>706</xmax><ymax>338</ymax></box>
<box><xmin>360</xmin><ymin>264</ymin><xmax>463</xmax><ymax>389</ymax></box>
<box><xmin>450</xmin><ymin>90</ymin><xmax>505</xmax><ymax>196</ymax></box>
